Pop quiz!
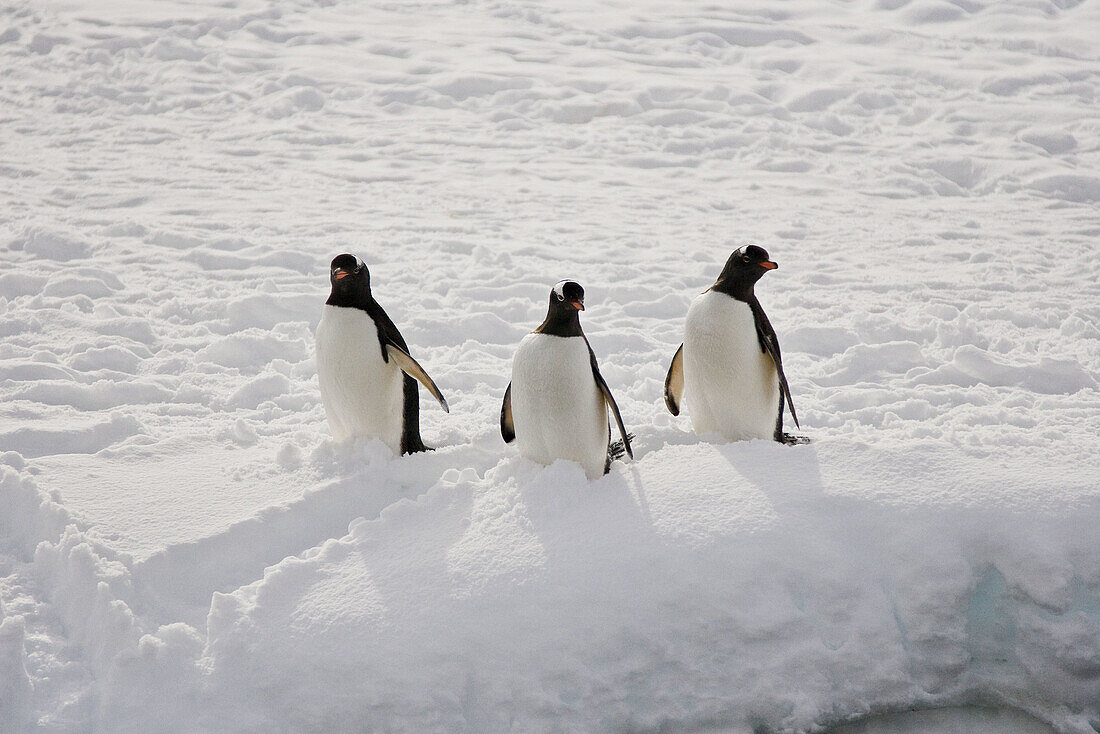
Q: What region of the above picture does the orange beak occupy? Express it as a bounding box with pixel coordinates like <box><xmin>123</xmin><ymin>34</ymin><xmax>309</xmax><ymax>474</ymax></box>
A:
<box><xmin>334</xmin><ymin>270</ymin><xmax>350</xmax><ymax>280</ymax></box>
<box><xmin>571</xmin><ymin>300</ymin><xmax>585</xmax><ymax>311</ymax></box>
<box><xmin>760</xmin><ymin>261</ymin><xmax>778</xmax><ymax>270</ymax></box>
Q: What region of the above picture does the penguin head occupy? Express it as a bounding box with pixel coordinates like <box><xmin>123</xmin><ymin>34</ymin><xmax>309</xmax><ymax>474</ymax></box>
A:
<box><xmin>328</xmin><ymin>253</ymin><xmax>370</xmax><ymax>293</ymax></box>
<box><xmin>536</xmin><ymin>280</ymin><xmax>586</xmax><ymax>336</ymax></box>
<box><xmin>550</xmin><ymin>279</ymin><xmax>585</xmax><ymax>312</ymax></box>
<box><xmin>714</xmin><ymin>245</ymin><xmax>777</xmax><ymax>295</ymax></box>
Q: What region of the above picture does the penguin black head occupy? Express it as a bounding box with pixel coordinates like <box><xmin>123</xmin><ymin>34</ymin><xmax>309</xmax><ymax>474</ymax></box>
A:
<box><xmin>551</xmin><ymin>280</ymin><xmax>584</xmax><ymax>311</ymax></box>
<box><xmin>326</xmin><ymin>253</ymin><xmax>371</xmax><ymax>306</ymax></box>
<box><xmin>536</xmin><ymin>280</ymin><xmax>585</xmax><ymax>336</ymax></box>
<box><xmin>713</xmin><ymin>245</ymin><xmax>777</xmax><ymax>299</ymax></box>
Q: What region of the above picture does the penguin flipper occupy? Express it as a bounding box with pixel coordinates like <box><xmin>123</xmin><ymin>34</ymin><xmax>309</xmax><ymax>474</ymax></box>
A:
<box><xmin>750</xmin><ymin>299</ymin><xmax>799</xmax><ymax>430</ymax></box>
<box><xmin>599</xmin><ymin>382</ymin><xmax>633</xmax><ymax>460</ymax></box>
<box><xmin>664</xmin><ymin>344</ymin><xmax>684</xmax><ymax>416</ymax></box>
<box><xmin>385</xmin><ymin>344</ymin><xmax>450</xmax><ymax>413</ymax></box>
<box><xmin>586</xmin><ymin>345</ymin><xmax>632</xmax><ymax>460</ymax></box>
<box><xmin>762</xmin><ymin>333</ymin><xmax>799</xmax><ymax>430</ymax></box>
<box><xmin>500</xmin><ymin>382</ymin><xmax>515</xmax><ymax>443</ymax></box>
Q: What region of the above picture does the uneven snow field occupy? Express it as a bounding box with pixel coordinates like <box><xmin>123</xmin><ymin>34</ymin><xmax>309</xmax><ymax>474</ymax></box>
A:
<box><xmin>1</xmin><ymin>0</ymin><xmax>1099</xmax><ymax>731</ymax></box>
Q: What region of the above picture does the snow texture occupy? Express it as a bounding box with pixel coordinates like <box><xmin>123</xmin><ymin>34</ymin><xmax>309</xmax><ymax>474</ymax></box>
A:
<box><xmin>1</xmin><ymin>0</ymin><xmax>1099</xmax><ymax>732</ymax></box>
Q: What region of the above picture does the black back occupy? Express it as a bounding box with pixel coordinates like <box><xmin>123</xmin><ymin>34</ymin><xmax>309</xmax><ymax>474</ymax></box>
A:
<box><xmin>325</xmin><ymin>253</ymin><xmax>427</xmax><ymax>454</ymax></box>
<box><xmin>710</xmin><ymin>246</ymin><xmax>800</xmax><ymax>439</ymax></box>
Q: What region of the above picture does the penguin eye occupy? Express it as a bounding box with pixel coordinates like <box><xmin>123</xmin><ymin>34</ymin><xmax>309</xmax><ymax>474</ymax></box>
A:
<box><xmin>741</xmin><ymin>254</ymin><xmax>751</xmax><ymax>263</ymax></box>
<box><xmin>555</xmin><ymin>292</ymin><xmax>564</xmax><ymax>301</ymax></box>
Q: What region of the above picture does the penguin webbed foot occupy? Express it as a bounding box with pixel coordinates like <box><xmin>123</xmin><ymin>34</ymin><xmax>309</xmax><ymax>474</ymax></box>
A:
<box><xmin>777</xmin><ymin>432</ymin><xmax>810</xmax><ymax>446</ymax></box>
<box><xmin>605</xmin><ymin>433</ymin><xmax>636</xmax><ymax>472</ymax></box>
<box><xmin>400</xmin><ymin>437</ymin><xmax>434</xmax><ymax>454</ymax></box>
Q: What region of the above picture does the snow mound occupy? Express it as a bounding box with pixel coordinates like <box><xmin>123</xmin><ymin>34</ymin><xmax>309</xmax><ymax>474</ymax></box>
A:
<box><xmin>195</xmin><ymin>443</ymin><xmax>1100</xmax><ymax>733</ymax></box>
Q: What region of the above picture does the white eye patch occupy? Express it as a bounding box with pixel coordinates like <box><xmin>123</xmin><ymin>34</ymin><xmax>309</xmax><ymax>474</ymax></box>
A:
<box><xmin>552</xmin><ymin>280</ymin><xmax>576</xmax><ymax>300</ymax></box>
<box><xmin>355</xmin><ymin>256</ymin><xmax>365</xmax><ymax>270</ymax></box>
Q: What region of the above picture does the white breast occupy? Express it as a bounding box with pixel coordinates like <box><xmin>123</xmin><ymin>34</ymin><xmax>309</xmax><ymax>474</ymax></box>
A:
<box><xmin>315</xmin><ymin>305</ymin><xmax>405</xmax><ymax>452</ymax></box>
<box><xmin>509</xmin><ymin>333</ymin><xmax>610</xmax><ymax>479</ymax></box>
<box><xmin>682</xmin><ymin>291</ymin><xmax>779</xmax><ymax>441</ymax></box>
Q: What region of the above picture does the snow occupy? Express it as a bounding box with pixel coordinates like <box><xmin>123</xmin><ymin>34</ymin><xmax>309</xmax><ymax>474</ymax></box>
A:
<box><xmin>1</xmin><ymin>0</ymin><xmax>1099</xmax><ymax>732</ymax></box>
<box><xmin>201</xmin><ymin>444</ymin><xmax>1098</xmax><ymax>732</ymax></box>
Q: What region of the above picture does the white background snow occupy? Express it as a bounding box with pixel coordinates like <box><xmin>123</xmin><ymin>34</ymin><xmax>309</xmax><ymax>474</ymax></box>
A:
<box><xmin>1</xmin><ymin>0</ymin><xmax>1099</xmax><ymax>732</ymax></box>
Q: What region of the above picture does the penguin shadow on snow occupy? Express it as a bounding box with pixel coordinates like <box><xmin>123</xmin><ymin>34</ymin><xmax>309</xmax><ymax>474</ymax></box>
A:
<box><xmin>515</xmin><ymin>459</ymin><xmax>661</xmax><ymax>576</ymax></box>
<box><xmin>714</xmin><ymin>438</ymin><xmax>826</xmax><ymax>514</ymax></box>
<box><xmin>713</xmin><ymin>437</ymin><xmax>902</xmax><ymax>578</ymax></box>
<box><xmin>623</xmin><ymin>461</ymin><xmax>655</xmax><ymax>528</ymax></box>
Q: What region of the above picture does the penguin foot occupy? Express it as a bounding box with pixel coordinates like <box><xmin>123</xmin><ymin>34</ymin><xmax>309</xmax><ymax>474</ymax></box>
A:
<box><xmin>609</xmin><ymin>434</ymin><xmax>634</xmax><ymax>461</ymax></box>
<box><xmin>778</xmin><ymin>433</ymin><xmax>810</xmax><ymax>446</ymax></box>
<box><xmin>605</xmin><ymin>434</ymin><xmax>636</xmax><ymax>472</ymax></box>
<box><xmin>401</xmin><ymin>439</ymin><xmax>434</xmax><ymax>454</ymax></box>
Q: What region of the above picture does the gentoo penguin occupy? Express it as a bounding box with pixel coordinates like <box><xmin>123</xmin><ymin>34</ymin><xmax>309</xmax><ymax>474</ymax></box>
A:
<box><xmin>663</xmin><ymin>245</ymin><xmax>801</xmax><ymax>443</ymax></box>
<box><xmin>315</xmin><ymin>254</ymin><xmax>448</xmax><ymax>454</ymax></box>
<box><xmin>500</xmin><ymin>280</ymin><xmax>633</xmax><ymax>479</ymax></box>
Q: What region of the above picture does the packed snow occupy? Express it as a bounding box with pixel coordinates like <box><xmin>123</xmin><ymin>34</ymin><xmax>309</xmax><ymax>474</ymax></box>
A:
<box><xmin>1</xmin><ymin>0</ymin><xmax>1099</xmax><ymax>732</ymax></box>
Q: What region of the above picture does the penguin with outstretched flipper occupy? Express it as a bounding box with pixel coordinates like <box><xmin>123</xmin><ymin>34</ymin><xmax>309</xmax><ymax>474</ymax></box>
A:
<box><xmin>315</xmin><ymin>254</ymin><xmax>448</xmax><ymax>454</ymax></box>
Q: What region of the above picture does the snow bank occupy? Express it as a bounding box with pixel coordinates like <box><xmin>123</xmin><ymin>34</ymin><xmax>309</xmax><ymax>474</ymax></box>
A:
<box><xmin>195</xmin><ymin>441</ymin><xmax>1100</xmax><ymax>733</ymax></box>
<box><xmin>11</xmin><ymin>435</ymin><xmax>1095</xmax><ymax>733</ymax></box>
<box><xmin>0</xmin><ymin>615</ymin><xmax>33</xmax><ymax>732</ymax></box>
<box><xmin>0</xmin><ymin>464</ymin><xmax>209</xmax><ymax>732</ymax></box>
<box><xmin>0</xmin><ymin>466</ymin><xmax>72</xmax><ymax>558</ymax></box>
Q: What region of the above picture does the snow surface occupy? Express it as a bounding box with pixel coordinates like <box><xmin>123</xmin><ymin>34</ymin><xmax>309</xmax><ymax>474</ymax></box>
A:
<box><xmin>1</xmin><ymin>0</ymin><xmax>1099</xmax><ymax>731</ymax></box>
